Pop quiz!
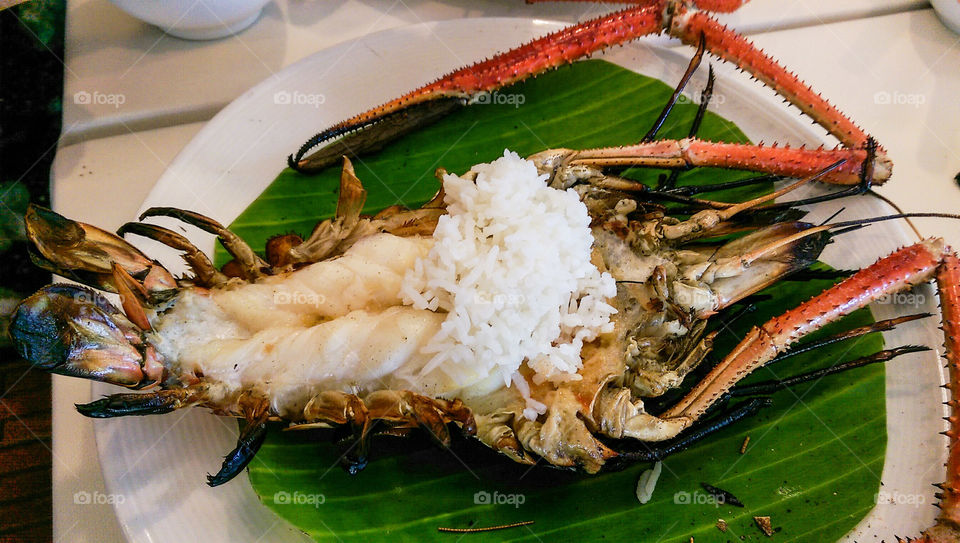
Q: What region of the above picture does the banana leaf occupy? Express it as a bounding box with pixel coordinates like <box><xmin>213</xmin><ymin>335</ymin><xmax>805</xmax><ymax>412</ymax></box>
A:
<box><xmin>221</xmin><ymin>59</ymin><xmax>885</xmax><ymax>542</ymax></box>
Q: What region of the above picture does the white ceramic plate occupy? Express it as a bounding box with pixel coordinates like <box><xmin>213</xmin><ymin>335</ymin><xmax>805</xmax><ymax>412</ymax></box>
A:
<box><xmin>88</xmin><ymin>17</ymin><xmax>947</xmax><ymax>542</ymax></box>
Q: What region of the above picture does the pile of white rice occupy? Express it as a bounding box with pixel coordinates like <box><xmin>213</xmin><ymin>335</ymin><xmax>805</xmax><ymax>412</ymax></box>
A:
<box><xmin>401</xmin><ymin>150</ymin><xmax>617</xmax><ymax>419</ymax></box>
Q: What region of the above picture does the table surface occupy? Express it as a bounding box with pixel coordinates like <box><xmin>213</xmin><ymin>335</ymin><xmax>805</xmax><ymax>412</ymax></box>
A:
<box><xmin>52</xmin><ymin>1</ymin><xmax>960</xmax><ymax>541</ymax></box>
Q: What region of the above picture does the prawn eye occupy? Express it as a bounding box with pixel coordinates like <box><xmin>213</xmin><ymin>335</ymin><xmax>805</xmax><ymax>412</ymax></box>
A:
<box><xmin>10</xmin><ymin>285</ymin><xmax>146</xmax><ymax>387</ymax></box>
<box><xmin>9</xmin><ymin>291</ymin><xmax>70</xmax><ymax>371</ymax></box>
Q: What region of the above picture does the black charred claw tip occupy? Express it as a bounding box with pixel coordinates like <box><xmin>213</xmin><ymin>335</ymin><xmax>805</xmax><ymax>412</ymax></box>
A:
<box><xmin>288</xmin><ymin>97</ymin><xmax>465</xmax><ymax>175</ymax></box>
<box><xmin>739</xmin><ymin>207</ymin><xmax>807</xmax><ymax>225</ymax></box>
<box><xmin>24</xmin><ymin>204</ymin><xmax>85</xmax><ymax>245</ymax></box>
<box><xmin>340</xmin><ymin>455</ymin><xmax>368</xmax><ymax>475</ymax></box>
<box><xmin>605</xmin><ymin>398</ymin><xmax>772</xmax><ymax>470</ymax></box>
<box><xmin>75</xmin><ymin>393</ymin><xmax>179</xmax><ymax>418</ymax></box>
<box><xmin>700</xmin><ymin>482</ymin><xmax>745</xmax><ymax>508</ymax></box>
<box><xmin>206</xmin><ymin>421</ymin><xmax>269</xmax><ymax>487</ymax></box>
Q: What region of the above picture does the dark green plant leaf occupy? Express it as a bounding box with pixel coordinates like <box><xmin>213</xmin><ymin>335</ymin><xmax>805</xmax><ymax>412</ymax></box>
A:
<box><xmin>222</xmin><ymin>60</ymin><xmax>885</xmax><ymax>542</ymax></box>
<box><xmin>16</xmin><ymin>0</ymin><xmax>65</xmax><ymax>48</ymax></box>
<box><xmin>0</xmin><ymin>181</ymin><xmax>30</xmax><ymax>253</ymax></box>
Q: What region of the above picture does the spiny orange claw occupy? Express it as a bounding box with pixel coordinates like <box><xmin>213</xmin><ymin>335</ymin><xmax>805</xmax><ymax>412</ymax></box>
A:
<box><xmin>664</xmin><ymin>240</ymin><xmax>946</xmax><ymax>421</ymax></box>
<box><xmin>289</xmin><ymin>4</ymin><xmax>664</xmax><ymax>171</ymax></box>
<box><xmin>627</xmin><ymin>139</ymin><xmax>882</xmax><ymax>185</ymax></box>
<box><xmin>292</xmin><ymin>1</ymin><xmax>887</xmax><ymax>184</ymax></box>
<box><xmin>916</xmin><ymin>252</ymin><xmax>960</xmax><ymax>543</ymax></box>
<box><xmin>411</xmin><ymin>6</ymin><xmax>662</xmax><ymax>105</ymax></box>
<box><xmin>668</xmin><ymin>2</ymin><xmax>870</xmax><ymax>149</ymax></box>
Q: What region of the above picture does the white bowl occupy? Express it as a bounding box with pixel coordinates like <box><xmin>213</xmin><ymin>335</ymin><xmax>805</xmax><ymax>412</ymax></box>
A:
<box><xmin>108</xmin><ymin>0</ymin><xmax>271</xmax><ymax>40</ymax></box>
<box><xmin>932</xmin><ymin>0</ymin><xmax>960</xmax><ymax>34</ymax></box>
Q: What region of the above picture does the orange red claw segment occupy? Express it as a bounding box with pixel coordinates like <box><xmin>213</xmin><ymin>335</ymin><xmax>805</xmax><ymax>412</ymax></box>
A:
<box><xmin>668</xmin><ymin>3</ymin><xmax>871</xmax><ymax>150</ymax></box>
<box><xmin>922</xmin><ymin>252</ymin><xmax>960</xmax><ymax>542</ymax></box>
<box><xmin>765</xmin><ymin>239</ymin><xmax>943</xmax><ymax>343</ymax></box>
<box><xmin>309</xmin><ymin>1</ymin><xmax>888</xmax><ymax>185</ymax></box>
<box><xmin>683</xmin><ymin>140</ymin><xmax>892</xmax><ymax>185</ymax></box>
<box><xmin>327</xmin><ymin>4</ymin><xmax>664</xmax><ymax>135</ymax></box>
<box><xmin>686</xmin><ymin>141</ymin><xmax>873</xmax><ymax>184</ymax></box>
<box><xmin>111</xmin><ymin>263</ymin><xmax>152</xmax><ymax>331</ymax></box>
<box><xmin>572</xmin><ymin>139</ymin><xmax>887</xmax><ymax>184</ymax></box>
<box><xmin>664</xmin><ymin>239</ymin><xmax>946</xmax><ymax>422</ymax></box>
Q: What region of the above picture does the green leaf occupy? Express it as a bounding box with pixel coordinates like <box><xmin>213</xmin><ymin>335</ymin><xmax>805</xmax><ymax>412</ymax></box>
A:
<box><xmin>16</xmin><ymin>0</ymin><xmax>66</xmax><ymax>48</ymax></box>
<box><xmin>0</xmin><ymin>181</ymin><xmax>30</xmax><ymax>253</ymax></box>
<box><xmin>224</xmin><ymin>60</ymin><xmax>885</xmax><ymax>542</ymax></box>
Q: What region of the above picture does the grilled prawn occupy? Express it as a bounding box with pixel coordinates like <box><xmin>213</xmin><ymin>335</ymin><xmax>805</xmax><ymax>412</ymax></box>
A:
<box><xmin>11</xmin><ymin>135</ymin><xmax>960</xmax><ymax>543</ymax></box>
<box><xmin>7</xmin><ymin>145</ymin><xmax>955</xmax><ymax>489</ymax></box>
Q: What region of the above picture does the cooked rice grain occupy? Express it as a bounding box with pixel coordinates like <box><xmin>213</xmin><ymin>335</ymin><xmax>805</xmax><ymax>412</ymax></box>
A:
<box><xmin>401</xmin><ymin>150</ymin><xmax>616</xmax><ymax>417</ymax></box>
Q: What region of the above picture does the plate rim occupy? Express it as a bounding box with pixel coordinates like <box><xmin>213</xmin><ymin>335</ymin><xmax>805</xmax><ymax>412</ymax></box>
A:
<box><xmin>88</xmin><ymin>16</ymin><xmax>944</xmax><ymax>542</ymax></box>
